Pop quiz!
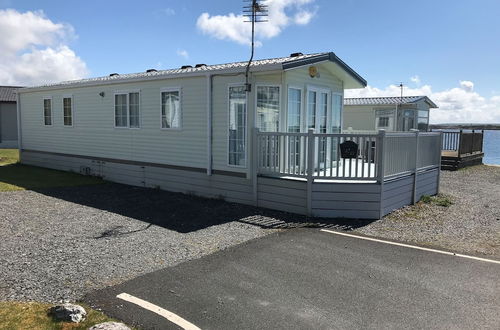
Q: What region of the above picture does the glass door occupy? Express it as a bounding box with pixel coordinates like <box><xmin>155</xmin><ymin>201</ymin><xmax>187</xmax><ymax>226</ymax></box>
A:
<box><xmin>307</xmin><ymin>89</ymin><xmax>330</xmax><ymax>170</ymax></box>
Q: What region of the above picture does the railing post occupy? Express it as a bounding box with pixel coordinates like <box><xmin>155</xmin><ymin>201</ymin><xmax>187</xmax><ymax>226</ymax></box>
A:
<box><xmin>252</xmin><ymin>127</ymin><xmax>259</xmax><ymax>206</ymax></box>
<box><xmin>436</xmin><ymin>131</ymin><xmax>442</xmax><ymax>194</ymax></box>
<box><xmin>411</xmin><ymin>129</ymin><xmax>420</xmax><ymax>204</ymax></box>
<box><xmin>306</xmin><ymin>128</ymin><xmax>314</xmax><ymax>217</ymax></box>
<box><xmin>377</xmin><ymin>129</ymin><xmax>386</xmax><ymax>219</ymax></box>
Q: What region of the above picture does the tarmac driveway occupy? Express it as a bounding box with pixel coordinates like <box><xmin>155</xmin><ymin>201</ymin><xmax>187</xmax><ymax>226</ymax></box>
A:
<box><xmin>85</xmin><ymin>229</ymin><xmax>500</xmax><ymax>330</ymax></box>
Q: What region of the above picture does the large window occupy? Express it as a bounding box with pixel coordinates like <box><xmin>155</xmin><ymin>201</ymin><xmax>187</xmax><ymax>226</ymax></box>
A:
<box><xmin>115</xmin><ymin>92</ymin><xmax>140</xmax><ymax>128</ymax></box>
<box><xmin>63</xmin><ymin>97</ymin><xmax>73</xmax><ymax>126</ymax></box>
<box><xmin>161</xmin><ymin>89</ymin><xmax>181</xmax><ymax>129</ymax></box>
<box><xmin>43</xmin><ymin>98</ymin><xmax>52</xmax><ymax>125</ymax></box>
<box><xmin>417</xmin><ymin>110</ymin><xmax>429</xmax><ymax>131</ymax></box>
<box><xmin>287</xmin><ymin>88</ymin><xmax>301</xmax><ymax>132</ymax></box>
<box><xmin>331</xmin><ymin>93</ymin><xmax>342</xmax><ymax>133</ymax></box>
<box><xmin>256</xmin><ymin>86</ymin><xmax>280</xmax><ymax>132</ymax></box>
<box><xmin>228</xmin><ymin>86</ymin><xmax>246</xmax><ymax>166</ymax></box>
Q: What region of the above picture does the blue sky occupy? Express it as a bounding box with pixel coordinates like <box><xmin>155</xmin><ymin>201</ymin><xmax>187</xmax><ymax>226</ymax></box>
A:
<box><xmin>1</xmin><ymin>0</ymin><xmax>499</xmax><ymax>122</ymax></box>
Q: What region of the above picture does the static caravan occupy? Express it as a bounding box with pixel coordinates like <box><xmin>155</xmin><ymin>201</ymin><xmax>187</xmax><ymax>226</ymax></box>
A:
<box><xmin>0</xmin><ymin>86</ymin><xmax>20</xmax><ymax>148</ymax></box>
<box><xmin>17</xmin><ymin>52</ymin><xmax>442</xmax><ymax>219</ymax></box>
<box><xmin>343</xmin><ymin>96</ymin><xmax>438</xmax><ymax>132</ymax></box>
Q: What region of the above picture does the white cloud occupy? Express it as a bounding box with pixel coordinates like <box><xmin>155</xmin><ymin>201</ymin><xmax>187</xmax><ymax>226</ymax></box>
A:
<box><xmin>176</xmin><ymin>49</ymin><xmax>189</xmax><ymax>59</ymax></box>
<box><xmin>345</xmin><ymin>80</ymin><xmax>500</xmax><ymax>124</ymax></box>
<box><xmin>196</xmin><ymin>0</ymin><xmax>316</xmax><ymax>46</ymax></box>
<box><xmin>0</xmin><ymin>9</ymin><xmax>87</xmax><ymax>86</ymax></box>
<box><xmin>163</xmin><ymin>8</ymin><xmax>175</xmax><ymax>16</ymax></box>
<box><xmin>410</xmin><ymin>75</ymin><xmax>420</xmax><ymax>85</ymax></box>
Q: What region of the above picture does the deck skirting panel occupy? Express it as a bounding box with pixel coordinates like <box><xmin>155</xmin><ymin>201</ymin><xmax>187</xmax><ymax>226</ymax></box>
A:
<box><xmin>20</xmin><ymin>150</ymin><xmax>440</xmax><ymax>220</ymax></box>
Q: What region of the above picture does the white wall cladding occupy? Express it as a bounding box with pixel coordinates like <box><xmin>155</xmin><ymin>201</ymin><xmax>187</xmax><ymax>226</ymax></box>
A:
<box><xmin>20</xmin><ymin>77</ymin><xmax>208</xmax><ymax>169</ymax></box>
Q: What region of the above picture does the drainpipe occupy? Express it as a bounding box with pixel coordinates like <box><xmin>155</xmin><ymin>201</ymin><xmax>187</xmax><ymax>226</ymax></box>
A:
<box><xmin>206</xmin><ymin>74</ymin><xmax>213</xmax><ymax>176</ymax></box>
<box><xmin>16</xmin><ymin>90</ymin><xmax>22</xmax><ymax>162</ymax></box>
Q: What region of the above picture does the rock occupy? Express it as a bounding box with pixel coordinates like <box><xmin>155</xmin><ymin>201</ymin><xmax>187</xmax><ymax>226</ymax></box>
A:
<box><xmin>88</xmin><ymin>321</ymin><xmax>131</xmax><ymax>330</ymax></box>
<box><xmin>49</xmin><ymin>303</ymin><xmax>87</xmax><ymax>323</ymax></box>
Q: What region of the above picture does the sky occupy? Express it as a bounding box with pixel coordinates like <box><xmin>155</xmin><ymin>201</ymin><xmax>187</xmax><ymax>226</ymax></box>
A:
<box><xmin>0</xmin><ymin>0</ymin><xmax>499</xmax><ymax>123</ymax></box>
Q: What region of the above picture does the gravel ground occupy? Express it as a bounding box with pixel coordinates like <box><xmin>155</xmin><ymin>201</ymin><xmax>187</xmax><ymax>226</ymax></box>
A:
<box><xmin>0</xmin><ymin>183</ymin><xmax>361</xmax><ymax>303</ymax></box>
<box><xmin>356</xmin><ymin>165</ymin><xmax>500</xmax><ymax>259</ymax></box>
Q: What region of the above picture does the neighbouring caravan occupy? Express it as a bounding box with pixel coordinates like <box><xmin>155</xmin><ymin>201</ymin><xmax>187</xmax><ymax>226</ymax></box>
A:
<box><xmin>343</xmin><ymin>96</ymin><xmax>438</xmax><ymax>132</ymax></box>
<box><xmin>0</xmin><ymin>86</ymin><xmax>21</xmax><ymax>148</ymax></box>
<box><xmin>17</xmin><ymin>52</ymin><xmax>442</xmax><ymax>218</ymax></box>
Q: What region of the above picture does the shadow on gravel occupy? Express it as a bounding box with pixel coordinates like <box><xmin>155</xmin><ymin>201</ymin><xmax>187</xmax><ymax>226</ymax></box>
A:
<box><xmin>33</xmin><ymin>183</ymin><xmax>375</xmax><ymax>234</ymax></box>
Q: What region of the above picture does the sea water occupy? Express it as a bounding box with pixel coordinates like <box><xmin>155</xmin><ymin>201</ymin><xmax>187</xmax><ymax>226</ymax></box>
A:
<box><xmin>483</xmin><ymin>130</ymin><xmax>500</xmax><ymax>165</ymax></box>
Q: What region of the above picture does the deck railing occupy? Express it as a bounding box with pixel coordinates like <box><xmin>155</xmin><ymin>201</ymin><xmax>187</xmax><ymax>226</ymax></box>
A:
<box><xmin>255</xmin><ymin>129</ymin><xmax>442</xmax><ymax>182</ymax></box>
<box><xmin>437</xmin><ymin>130</ymin><xmax>484</xmax><ymax>155</ymax></box>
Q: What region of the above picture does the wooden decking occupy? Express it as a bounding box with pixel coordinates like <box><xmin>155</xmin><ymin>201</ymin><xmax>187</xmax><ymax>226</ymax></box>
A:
<box><xmin>437</xmin><ymin>130</ymin><xmax>485</xmax><ymax>171</ymax></box>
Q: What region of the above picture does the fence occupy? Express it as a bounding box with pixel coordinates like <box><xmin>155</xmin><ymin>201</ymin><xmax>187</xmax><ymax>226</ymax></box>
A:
<box><xmin>255</xmin><ymin>129</ymin><xmax>442</xmax><ymax>182</ymax></box>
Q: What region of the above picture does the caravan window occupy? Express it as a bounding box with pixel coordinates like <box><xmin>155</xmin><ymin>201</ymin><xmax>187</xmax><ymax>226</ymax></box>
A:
<box><xmin>256</xmin><ymin>86</ymin><xmax>280</xmax><ymax>132</ymax></box>
<box><xmin>43</xmin><ymin>98</ymin><xmax>52</xmax><ymax>126</ymax></box>
<box><xmin>114</xmin><ymin>92</ymin><xmax>140</xmax><ymax>128</ymax></box>
<box><xmin>228</xmin><ymin>86</ymin><xmax>247</xmax><ymax>166</ymax></box>
<box><xmin>63</xmin><ymin>97</ymin><xmax>73</xmax><ymax>126</ymax></box>
<box><xmin>161</xmin><ymin>89</ymin><xmax>181</xmax><ymax>129</ymax></box>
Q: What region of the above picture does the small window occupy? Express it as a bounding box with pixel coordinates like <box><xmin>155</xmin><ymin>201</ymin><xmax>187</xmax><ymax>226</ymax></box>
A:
<box><xmin>43</xmin><ymin>98</ymin><xmax>52</xmax><ymax>125</ymax></box>
<box><xmin>161</xmin><ymin>90</ymin><xmax>181</xmax><ymax>129</ymax></box>
<box><xmin>228</xmin><ymin>86</ymin><xmax>247</xmax><ymax>166</ymax></box>
<box><xmin>114</xmin><ymin>92</ymin><xmax>140</xmax><ymax>128</ymax></box>
<box><xmin>378</xmin><ymin>117</ymin><xmax>390</xmax><ymax>127</ymax></box>
<box><xmin>63</xmin><ymin>97</ymin><xmax>73</xmax><ymax>126</ymax></box>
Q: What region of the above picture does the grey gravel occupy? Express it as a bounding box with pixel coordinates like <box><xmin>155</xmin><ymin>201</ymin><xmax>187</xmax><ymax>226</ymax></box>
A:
<box><xmin>356</xmin><ymin>165</ymin><xmax>500</xmax><ymax>258</ymax></box>
<box><xmin>0</xmin><ymin>183</ymin><xmax>355</xmax><ymax>303</ymax></box>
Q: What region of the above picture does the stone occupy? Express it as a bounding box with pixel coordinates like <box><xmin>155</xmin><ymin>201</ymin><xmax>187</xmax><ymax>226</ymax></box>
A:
<box><xmin>88</xmin><ymin>321</ymin><xmax>131</xmax><ymax>330</ymax></box>
<box><xmin>49</xmin><ymin>303</ymin><xmax>87</xmax><ymax>323</ymax></box>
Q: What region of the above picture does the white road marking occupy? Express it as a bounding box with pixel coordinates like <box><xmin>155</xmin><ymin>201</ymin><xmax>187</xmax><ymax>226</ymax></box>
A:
<box><xmin>320</xmin><ymin>229</ymin><xmax>500</xmax><ymax>265</ymax></box>
<box><xmin>116</xmin><ymin>292</ymin><xmax>201</xmax><ymax>330</ymax></box>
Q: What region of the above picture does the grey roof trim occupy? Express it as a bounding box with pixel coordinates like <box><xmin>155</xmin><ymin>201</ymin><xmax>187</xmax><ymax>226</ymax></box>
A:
<box><xmin>18</xmin><ymin>52</ymin><xmax>367</xmax><ymax>93</ymax></box>
<box><xmin>344</xmin><ymin>95</ymin><xmax>438</xmax><ymax>108</ymax></box>
<box><xmin>282</xmin><ymin>52</ymin><xmax>367</xmax><ymax>87</ymax></box>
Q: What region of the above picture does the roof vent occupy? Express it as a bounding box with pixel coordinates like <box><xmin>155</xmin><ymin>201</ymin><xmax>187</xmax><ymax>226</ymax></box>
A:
<box><xmin>195</xmin><ymin>64</ymin><xmax>207</xmax><ymax>68</ymax></box>
<box><xmin>290</xmin><ymin>52</ymin><xmax>303</xmax><ymax>57</ymax></box>
<box><xmin>180</xmin><ymin>65</ymin><xmax>193</xmax><ymax>69</ymax></box>
<box><xmin>109</xmin><ymin>73</ymin><xmax>119</xmax><ymax>77</ymax></box>
<box><xmin>146</xmin><ymin>69</ymin><xmax>157</xmax><ymax>73</ymax></box>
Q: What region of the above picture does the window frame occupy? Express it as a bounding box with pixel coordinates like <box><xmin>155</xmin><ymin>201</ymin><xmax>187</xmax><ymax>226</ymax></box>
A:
<box><xmin>255</xmin><ymin>84</ymin><xmax>281</xmax><ymax>133</ymax></box>
<box><xmin>160</xmin><ymin>87</ymin><xmax>182</xmax><ymax>130</ymax></box>
<box><xmin>227</xmin><ymin>84</ymin><xmax>248</xmax><ymax>168</ymax></box>
<box><xmin>113</xmin><ymin>90</ymin><xmax>141</xmax><ymax>129</ymax></box>
<box><xmin>43</xmin><ymin>96</ymin><xmax>53</xmax><ymax>126</ymax></box>
<box><xmin>305</xmin><ymin>85</ymin><xmax>331</xmax><ymax>133</ymax></box>
<box><xmin>331</xmin><ymin>92</ymin><xmax>343</xmax><ymax>133</ymax></box>
<box><xmin>286</xmin><ymin>85</ymin><xmax>303</xmax><ymax>133</ymax></box>
<box><xmin>62</xmin><ymin>95</ymin><xmax>74</xmax><ymax>127</ymax></box>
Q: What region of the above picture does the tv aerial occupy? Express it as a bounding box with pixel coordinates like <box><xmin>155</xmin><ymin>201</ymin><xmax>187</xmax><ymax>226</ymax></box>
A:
<box><xmin>243</xmin><ymin>0</ymin><xmax>268</xmax><ymax>92</ymax></box>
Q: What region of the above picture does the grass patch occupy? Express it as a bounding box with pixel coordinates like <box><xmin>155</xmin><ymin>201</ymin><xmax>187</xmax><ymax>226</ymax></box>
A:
<box><xmin>0</xmin><ymin>164</ymin><xmax>103</xmax><ymax>192</ymax></box>
<box><xmin>0</xmin><ymin>149</ymin><xmax>103</xmax><ymax>192</ymax></box>
<box><xmin>0</xmin><ymin>301</ymin><xmax>121</xmax><ymax>330</ymax></box>
<box><xmin>0</xmin><ymin>149</ymin><xmax>19</xmax><ymax>166</ymax></box>
<box><xmin>420</xmin><ymin>194</ymin><xmax>453</xmax><ymax>207</ymax></box>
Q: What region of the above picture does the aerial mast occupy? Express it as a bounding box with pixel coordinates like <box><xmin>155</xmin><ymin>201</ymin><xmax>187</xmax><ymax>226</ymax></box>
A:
<box><xmin>243</xmin><ymin>0</ymin><xmax>268</xmax><ymax>92</ymax></box>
